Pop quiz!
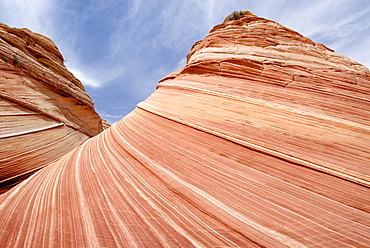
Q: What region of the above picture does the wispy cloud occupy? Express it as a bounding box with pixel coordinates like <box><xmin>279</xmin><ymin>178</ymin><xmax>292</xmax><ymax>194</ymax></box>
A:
<box><xmin>0</xmin><ymin>0</ymin><xmax>56</xmax><ymax>36</ymax></box>
<box><xmin>67</xmin><ymin>67</ymin><xmax>101</xmax><ymax>88</ymax></box>
<box><xmin>65</xmin><ymin>60</ymin><xmax>126</xmax><ymax>88</ymax></box>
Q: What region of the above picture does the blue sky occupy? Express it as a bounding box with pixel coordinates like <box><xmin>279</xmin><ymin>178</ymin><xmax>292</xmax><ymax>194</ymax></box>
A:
<box><xmin>1</xmin><ymin>0</ymin><xmax>369</xmax><ymax>124</ymax></box>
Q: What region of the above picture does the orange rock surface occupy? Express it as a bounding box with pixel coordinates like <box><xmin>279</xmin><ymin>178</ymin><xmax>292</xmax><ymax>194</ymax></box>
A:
<box><xmin>0</xmin><ymin>23</ymin><xmax>106</xmax><ymax>193</ymax></box>
<box><xmin>1</xmin><ymin>11</ymin><xmax>370</xmax><ymax>247</ymax></box>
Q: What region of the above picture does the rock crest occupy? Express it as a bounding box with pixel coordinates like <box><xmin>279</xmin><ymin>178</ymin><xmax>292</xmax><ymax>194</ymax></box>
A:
<box><xmin>0</xmin><ymin>23</ymin><xmax>106</xmax><ymax>193</ymax></box>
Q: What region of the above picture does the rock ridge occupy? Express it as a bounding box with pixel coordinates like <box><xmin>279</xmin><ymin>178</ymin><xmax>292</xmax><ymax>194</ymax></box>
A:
<box><xmin>0</xmin><ymin>23</ymin><xmax>103</xmax><ymax>135</ymax></box>
<box><xmin>0</xmin><ymin>22</ymin><xmax>107</xmax><ymax>193</ymax></box>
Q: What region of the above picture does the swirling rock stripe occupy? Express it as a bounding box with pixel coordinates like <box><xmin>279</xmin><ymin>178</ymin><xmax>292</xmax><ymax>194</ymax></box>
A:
<box><xmin>0</xmin><ymin>97</ymin><xmax>88</xmax><ymax>193</ymax></box>
<box><xmin>1</xmin><ymin>107</ymin><xmax>369</xmax><ymax>247</ymax></box>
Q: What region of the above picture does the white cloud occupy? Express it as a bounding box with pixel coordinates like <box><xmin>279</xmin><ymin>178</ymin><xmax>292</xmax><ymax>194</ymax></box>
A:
<box><xmin>101</xmin><ymin>113</ymin><xmax>124</xmax><ymax>118</ymax></box>
<box><xmin>66</xmin><ymin>63</ymin><xmax>127</xmax><ymax>89</ymax></box>
<box><xmin>0</xmin><ymin>0</ymin><xmax>56</xmax><ymax>36</ymax></box>
<box><xmin>176</xmin><ymin>57</ymin><xmax>187</xmax><ymax>69</ymax></box>
<box><xmin>67</xmin><ymin>67</ymin><xmax>101</xmax><ymax>88</ymax></box>
<box><xmin>108</xmin><ymin>0</ymin><xmax>143</xmax><ymax>58</ymax></box>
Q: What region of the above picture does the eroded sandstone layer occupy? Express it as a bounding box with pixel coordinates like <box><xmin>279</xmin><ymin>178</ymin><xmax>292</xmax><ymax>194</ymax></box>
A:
<box><xmin>1</xmin><ymin>11</ymin><xmax>370</xmax><ymax>247</ymax></box>
<box><xmin>0</xmin><ymin>23</ymin><xmax>105</xmax><ymax>193</ymax></box>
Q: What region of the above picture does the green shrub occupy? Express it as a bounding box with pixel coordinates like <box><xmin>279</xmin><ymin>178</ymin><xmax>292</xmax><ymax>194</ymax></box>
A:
<box><xmin>229</xmin><ymin>11</ymin><xmax>245</xmax><ymax>21</ymax></box>
<box><xmin>2</xmin><ymin>56</ymin><xmax>8</xmax><ymax>63</ymax></box>
<box><xmin>13</xmin><ymin>55</ymin><xmax>20</xmax><ymax>65</ymax></box>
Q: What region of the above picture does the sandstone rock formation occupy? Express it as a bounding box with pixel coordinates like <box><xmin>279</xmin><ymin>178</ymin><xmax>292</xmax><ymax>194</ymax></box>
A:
<box><xmin>0</xmin><ymin>23</ymin><xmax>106</xmax><ymax>193</ymax></box>
<box><xmin>1</xmin><ymin>11</ymin><xmax>370</xmax><ymax>247</ymax></box>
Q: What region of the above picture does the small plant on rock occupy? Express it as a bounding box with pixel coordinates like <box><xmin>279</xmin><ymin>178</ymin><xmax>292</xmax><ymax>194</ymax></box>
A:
<box><xmin>13</xmin><ymin>55</ymin><xmax>20</xmax><ymax>65</ymax></box>
<box><xmin>2</xmin><ymin>56</ymin><xmax>8</xmax><ymax>63</ymax></box>
<box><xmin>228</xmin><ymin>11</ymin><xmax>245</xmax><ymax>21</ymax></box>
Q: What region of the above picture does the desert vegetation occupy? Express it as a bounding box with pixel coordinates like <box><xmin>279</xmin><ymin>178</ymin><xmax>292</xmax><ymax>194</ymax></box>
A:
<box><xmin>228</xmin><ymin>11</ymin><xmax>245</xmax><ymax>20</ymax></box>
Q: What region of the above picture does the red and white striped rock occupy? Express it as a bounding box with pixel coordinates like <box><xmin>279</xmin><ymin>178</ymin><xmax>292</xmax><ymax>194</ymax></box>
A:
<box><xmin>1</xmin><ymin>11</ymin><xmax>369</xmax><ymax>247</ymax></box>
<box><xmin>0</xmin><ymin>23</ymin><xmax>106</xmax><ymax>193</ymax></box>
